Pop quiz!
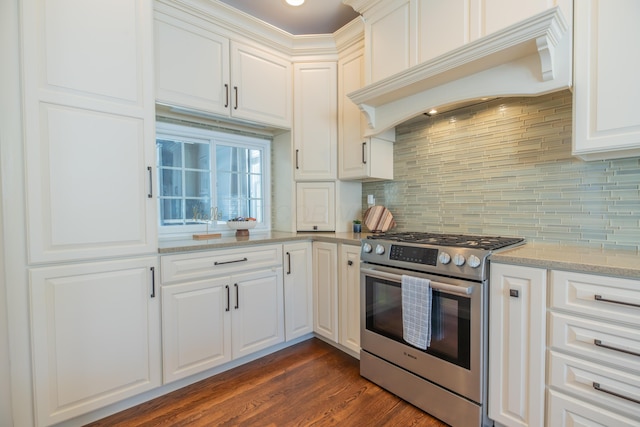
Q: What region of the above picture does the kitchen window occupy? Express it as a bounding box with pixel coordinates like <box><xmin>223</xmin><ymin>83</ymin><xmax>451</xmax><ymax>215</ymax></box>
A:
<box><xmin>156</xmin><ymin>122</ymin><xmax>271</xmax><ymax>236</ymax></box>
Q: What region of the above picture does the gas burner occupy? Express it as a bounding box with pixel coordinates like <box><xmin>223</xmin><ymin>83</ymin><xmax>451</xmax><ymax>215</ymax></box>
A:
<box><xmin>368</xmin><ymin>232</ymin><xmax>524</xmax><ymax>251</ymax></box>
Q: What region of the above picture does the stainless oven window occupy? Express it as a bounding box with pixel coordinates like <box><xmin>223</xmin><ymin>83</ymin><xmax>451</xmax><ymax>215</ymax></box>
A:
<box><xmin>365</xmin><ymin>275</ymin><xmax>471</xmax><ymax>369</ymax></box>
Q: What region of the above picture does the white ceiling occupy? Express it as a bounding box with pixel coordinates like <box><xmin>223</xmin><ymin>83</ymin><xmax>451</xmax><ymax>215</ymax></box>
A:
<box><xmin>217</xmin><ymin>0</ymin><xmax>361</xmax><ymax>35</ymax></box>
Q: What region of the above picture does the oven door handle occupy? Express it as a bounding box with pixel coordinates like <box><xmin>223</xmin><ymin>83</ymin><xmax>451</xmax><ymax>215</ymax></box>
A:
<box><xmin>361</xmin><ymin>267</ymin><xmax>474</xmax><ymax>296</ymax></box>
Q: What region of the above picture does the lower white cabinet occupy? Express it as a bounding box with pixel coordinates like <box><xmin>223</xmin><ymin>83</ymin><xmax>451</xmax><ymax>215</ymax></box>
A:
<box><xmin>339</xmin><ymin>244</ymin><xmax>361</xmax><ymax>355</ymax></box>
<box><xmin>488</xmin><ymin>263</ymin><xmax>547</xmax><ymax>427</ymax></box>
<box><xmin>548</xmin><ymin>270</ymin><xmax>640</xmax><ymax>424</ymax></box>
<box><xmin>29</xmin><ymin>257</ymin><xmax>160</xmax><ymax>427</ymax></box>
<box><xmin>161</xmin><ymin>245</ymin><xmax>284</xmax><ymax>383</ymax></box>
<box><xmin>313</xmin><ymin>241</ymin><xmax>362</xmax><ymax>357</ymax></box>
<box><xmin>283</xmin><ymin>242</ymin><xmax>313</xmax><ymax>341</ymax></box>
<box><xmin>312</xmin><ymin>241</ymin><xmax>339</xmax><ymax>342</ymax></box>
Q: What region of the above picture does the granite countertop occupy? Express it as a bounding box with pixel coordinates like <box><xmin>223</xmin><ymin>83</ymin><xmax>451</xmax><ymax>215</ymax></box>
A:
<box><xmin>158</xmin><ymin>231</ymin><xmax>372</xmax><ymax>254</ymax></box>
<box><xmin>490</xmin><ymin>242</ymin><xmax>640</xmax><ymax>279</ymax></box>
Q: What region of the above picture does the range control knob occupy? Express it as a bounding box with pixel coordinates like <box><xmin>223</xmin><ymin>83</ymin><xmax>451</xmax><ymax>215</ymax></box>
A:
<box><xmin>468</xmin><ymin>255</ymin><xmax>481</xmax><ymax>268</ymax></box>
<box><xmin>453</xmin><ymin>253</ymin><xmax>466</xmax><ymax>266</ymax></box>
<box><xmin>438</xmin><ymin>252</ymin><xmax>451</xmax><ymax>265</ymax></box>
<box><xmin>362</xmin><ymin>243</ymin><xmax>373</xmax><ymax>253</ymax></box>
<box><xmin>375</xmin><ymin>244</ymin><xmax>385</xmax><ymax>255</ymax></box>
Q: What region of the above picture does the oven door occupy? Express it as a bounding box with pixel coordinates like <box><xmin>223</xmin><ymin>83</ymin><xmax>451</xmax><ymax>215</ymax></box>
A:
<box><xmin>360</xmin><ymin>264</ymin><xmax>485</xmax><ymax>403</ymax></box>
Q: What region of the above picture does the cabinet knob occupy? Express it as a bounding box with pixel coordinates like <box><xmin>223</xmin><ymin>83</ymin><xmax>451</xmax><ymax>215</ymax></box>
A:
<box><xmin>347</xmin><ymin>260</ymin><xmax>353</xmax><ymax>266</ymax></box>
<box><xmin>509</xmin><ymin>289</ymin><xmax>519</xmax><ymax>298</ymax></box>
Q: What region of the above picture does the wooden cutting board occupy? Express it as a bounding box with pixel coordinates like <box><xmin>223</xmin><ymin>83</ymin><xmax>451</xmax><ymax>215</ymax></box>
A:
<box><xmin>363</xmin><ymin>206</ymin><xmax>396</xmax><ymax>232</ymax></box>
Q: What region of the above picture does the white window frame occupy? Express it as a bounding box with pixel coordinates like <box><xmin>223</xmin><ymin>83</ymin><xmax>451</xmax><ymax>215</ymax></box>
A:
<box><xmin>156</xmin><ymin>121</ymin><xmax>271</xmax><ymax>237</ymax></box>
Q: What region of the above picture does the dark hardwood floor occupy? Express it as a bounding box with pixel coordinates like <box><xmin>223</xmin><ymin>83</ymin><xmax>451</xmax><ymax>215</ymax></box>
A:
<box><xmin>86</xmin><ymin>338</ymin><xmax>448</xmax><ymax>426</ymax></box>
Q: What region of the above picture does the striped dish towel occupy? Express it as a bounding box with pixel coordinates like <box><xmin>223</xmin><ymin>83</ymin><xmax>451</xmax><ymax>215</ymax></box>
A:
<box><xmin>402</xmin><ymin>275</ymin><xmax>432</xmax><ymax>350</ymax></box>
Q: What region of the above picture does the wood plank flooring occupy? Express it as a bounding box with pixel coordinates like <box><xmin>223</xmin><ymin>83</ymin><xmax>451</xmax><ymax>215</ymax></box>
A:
<box><xmin>86</xmin><ymin>338</ymin><xmax>448</xmax><ymax>426</ymax></box>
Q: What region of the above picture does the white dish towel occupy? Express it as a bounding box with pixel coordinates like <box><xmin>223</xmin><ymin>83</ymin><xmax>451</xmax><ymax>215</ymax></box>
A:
<box><xmin>402</xmin><ymin>274</ymin><xmax>432</xmax><ymax>350</ymax></box>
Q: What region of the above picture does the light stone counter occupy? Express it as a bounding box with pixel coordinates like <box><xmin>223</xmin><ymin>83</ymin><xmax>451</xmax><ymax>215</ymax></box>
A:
<box><xmin>490</xmin><ymin>242</ymin><xmax>640</xmax><ymax>279</ymax></box>
<box><xmin>158</xmin><ymin>231</ymin><xmax>372</xmax><ymax>254</ymax></box>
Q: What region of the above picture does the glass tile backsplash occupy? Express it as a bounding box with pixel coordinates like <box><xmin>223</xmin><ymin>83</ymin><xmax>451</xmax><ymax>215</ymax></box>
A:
<box><xmin>362</xmin><ymin>90</ymin><xmax>640</xmax><ymax>251</ymax></box>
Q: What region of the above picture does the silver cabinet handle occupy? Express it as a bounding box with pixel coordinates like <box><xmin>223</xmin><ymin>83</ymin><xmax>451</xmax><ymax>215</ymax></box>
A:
<box><xmin>147</xmin><ymin>166</ymin><xmax>153</xmax><ymax>198</ymax></box>
<box><xmin>224</xmin><ymin>84</ymin><xmax>229</xmax><ymax>108</ymax></box>
<box><xmin>594</xmin><ymin>339</ymin><xmax>640</xmax><ymax>357</ymax></box>
<box><xmin>593</xmin><ymin>382</ymin><xmax>640</xmax><ymax>405</ymax></box>
<box><xmin>594</xmin><ymin>294</ymin><xmax>640</xmax><ymax>308</ymax></box>
<box><xmin>214</xmin><ymin>257</ymin><xmax>248</xmax><ymax>266</ymax></box>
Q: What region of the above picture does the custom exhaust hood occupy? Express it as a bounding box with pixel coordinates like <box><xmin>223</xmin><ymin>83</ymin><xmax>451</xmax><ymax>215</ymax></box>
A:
<box><xmin>348</xmin><ymin>7</ymin><xmax>572</xmax><ymax>137</ymax></box>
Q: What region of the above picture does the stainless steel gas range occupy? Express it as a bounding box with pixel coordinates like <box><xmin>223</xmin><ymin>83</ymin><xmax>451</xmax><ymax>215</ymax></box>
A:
<box><xmin>359</xmin><ymin>232</ymin><xmax>524</xmax><ymax>427</ymax></box>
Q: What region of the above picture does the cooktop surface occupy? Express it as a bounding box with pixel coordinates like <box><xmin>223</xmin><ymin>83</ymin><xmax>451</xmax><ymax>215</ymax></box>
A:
<box><xmin>367</xmin><ymin>232</ymin><xmax>524</xmax><ymax>251</ymax></box>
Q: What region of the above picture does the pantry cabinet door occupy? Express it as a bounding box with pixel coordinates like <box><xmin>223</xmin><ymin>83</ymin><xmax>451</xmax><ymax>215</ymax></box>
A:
<box><xmin>162</xmin><ymin>276</ymin><xmax>232</xmax><ymax>383</ymax></box>
<box><xmin>231</xmin><ymin>268</ymin><xmax>285</xmax><ymax>359</ymax></box>
<box><xmin>29</xmin><ymin>257</ymin><xmax>160</xmax><ymax>426</ymax></box>
<box><xmin>22</xmin><ymin>0</ymin><xmax>157</xmax><ymax>263</ymax></box>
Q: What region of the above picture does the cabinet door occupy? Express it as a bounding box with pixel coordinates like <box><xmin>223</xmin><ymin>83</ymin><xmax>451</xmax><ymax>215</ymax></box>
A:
<box><xmin>339</xmin><ymin>48</ymin><xmax>367</xmax><ymax>180</ymax></box>
<box><xmin>283</xmin><ymin>242</ymin><xmax>313</xmax><ymax>341</ymax></box>
<box><xmin>489</xmin><ymin>263</ymin><xmax>547</xmax><ymax>427</ymax></box>
<box><xmin>231</xmin><ymin>42</ymin><xmax>292</xmax><ymax>128</ymax></box>
<box><xmin>29</xmin><ymin>257</ymin><xmax>160</xmax><ymax>426</ymax></box>
<box><xmin>296</xmin><ymin>182</ymin><xmax>336</xmax><ymax>231</ymax></box>
<box><xmin>161</xmin><ymin>277</ymin><xmax>232</xmax><ymax>383</ymax></box>
<box><xmin>572</xmin><ymin>0</ymin><xmax>640</xmax><ymax>160</ymax></box>
<box><xmin>294</xmin><ymin>62</ymin><xmax>337</xmax><ymax>180</ymax></box>
<box><xmin>22</xmin><ymin>0</ymin><xmax>157</xmax><ymax>263</ymax></box>
<box><xmin>155</xmin><ymin>15</ymin><xmax>230</xmax><ymax>116</ymax></box>
<box><xmin>365</xmin><ymin>0</ymin><xmax>412</xmax><ymax>84</ymax></box>
<box><xmin>313</xmin><ymin>242</ymin><xmax>339</xmax><ymax>342</ymax></box>
<box><xmin>231</xmin><ymin>268</ymin><xmax>285</xmax><ymax>359</ymax></box>
<box><xmin>339</xmin><ymin>244</ymin><xmax>361</xmax><ymax>355</ymax></box>
<box><xmin>417</xmin><ymin>0</ymin><xmax>471</xmax><ymax>62</ymax></box>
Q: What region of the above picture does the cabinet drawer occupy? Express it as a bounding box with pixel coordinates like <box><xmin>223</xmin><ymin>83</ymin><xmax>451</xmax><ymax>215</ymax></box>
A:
<box><xmin>548</xmin><ymin>389</ymin><xmax>639</xmax><ymax>427</ymax></box>
<box><xmin>161</xmin><ymin>245</ymin><xmax>282</xmax><ymax>284</ymax></box>
<box><xmin>549</xmin><ymin>351</ymin><xmax>640</xmax><ymax>420</ymax></box>
<box><xmin>549</xmin><ymin>312</ymin><xmax>640</xmax><ymax>374</ymax></box>
<box><xmin>550</xmin><ymin>270</ymin><xmax>640</xmax><ymax>326</ymax></box>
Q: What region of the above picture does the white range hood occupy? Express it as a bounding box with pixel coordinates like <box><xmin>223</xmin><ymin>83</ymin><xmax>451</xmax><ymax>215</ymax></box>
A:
<box><xmin>348</xmin><ymin>7</ymin><xmax>572</xmax><ymax>137</ymax></box>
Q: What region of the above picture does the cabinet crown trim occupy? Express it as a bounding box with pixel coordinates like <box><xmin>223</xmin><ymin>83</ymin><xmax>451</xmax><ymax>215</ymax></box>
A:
<box><xmin>348</xmin><ymin>7</ymin><xmax>571</xmax><ymax>136</ymax></box>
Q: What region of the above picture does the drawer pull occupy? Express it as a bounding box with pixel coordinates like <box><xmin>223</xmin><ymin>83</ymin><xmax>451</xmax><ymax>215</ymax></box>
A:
<box><xmin>214</xmin><ymin>257</ymin><xmax>248</xmax><ymax>266</ymax></box>
<box><xmin>594</xmin><ymin>294</ymin><xmax>640</xmax><ymax>308</ymax></box>
<box><xmin>594</xmin><ymin>339</ymin><xmax>640</xmax><ymax>357</ymax></box>
<box><xmin>593</xmin><ymin>382</ymin><xmax>640</xmax><ymax>405</ymax></box>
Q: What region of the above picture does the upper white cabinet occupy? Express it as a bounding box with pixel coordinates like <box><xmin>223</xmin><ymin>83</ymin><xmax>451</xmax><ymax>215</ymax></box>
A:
<box><xmin>296</xmin><ymin>182</ymin><xmax>336</xmax><ymax>232</ymax></box>
<box><xmin>22</xmin><ymin>0</ymin><xmax>157</xmax><ymax>263</ymax></box>
<box><xmin>338</xmin><ymin>46</ymin><xmax>394</xmax><ymax>181</ymax></box>
<box><xmin>572</xmin><ymin>0</ymin><xmax>640</xmax><ymax>160</ymax></box>
<box><xmin>489</xmin><ymin>263</ymin><xmax>547</xmax><ymax>427</ymax></box>
<box><xmin>30</xmin><ymin>257</ymin><xmax>160</xmax><ymax>427</ymax></box>
<box><xmin>293</xmin><ymin>62</ymin><xmax>338</xmax><ymax>180</ymax></box>
<box><xmin>155</xmin><ymin>10</ymin><xmax>292</xmax><ymax>129</ymax></box>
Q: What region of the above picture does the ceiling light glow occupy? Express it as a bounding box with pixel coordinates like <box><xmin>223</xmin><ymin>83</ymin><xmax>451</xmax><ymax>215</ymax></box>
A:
<box><xmin>285</xmin><ymin>0</ymin><xmax>305</xmax><ymax>6</ymax></box>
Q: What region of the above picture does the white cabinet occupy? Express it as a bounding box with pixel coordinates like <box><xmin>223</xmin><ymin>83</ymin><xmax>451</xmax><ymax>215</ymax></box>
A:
<box><xmin>22</xmin><ymin>0</ymin><xmax>157</xmax><ymax>263</ymax></box>
<box><xmin>489</xmin><ymin>263</ymin><xmax>547</xmax><ymax>427</ymax></box>
<box><xmin>338</xmin><ymin>46</ymin><xmax>394</xmax><ymax>181</ymax></box>
<box><xmin>313</xmin><ymin>242</ymin><xmax>339</xmax><ymax>342</ymax></box>
<box><xmin>572</xmin><ymin>0</ymin><xmax>640</xmax><ymax>160</ymax></box>
<box><xmin>296</xmin><ymin>182</ymin><xmax>336</xmax><ymax>232</ymax></box>
<box><xmin>339</xmin><ymin>244</ymin><xmax>361</xmax><ymax>355</ymax></box>
<box><xmin>548</xmin><ymin>389</ymin><xmax>640</xmax><ymax>427</ymax></box>
<box><xmin>283</xmin><ymin>242</ymin><xmax>313</xmax><ymax>341</ymax></box>
<box><xmin>29</xmin><ymin>257</ymin><xmax>160</xmax><ymax>427</ymax></box>
<box><xmin>161</xmin><ymin>245</ymin><xmax>284</xmax><ymax>383</ymax></box>
<box><xmin>547</xmin><ymin>270</ymin><xmax>640</xmax><ymax>423</ymax></box>
<box><xmin>350</xmin><ymin>0</ymin><xmax>571</xmax><ymax>84</ymax></box>
<box><xmin>293</xmin><ymin>62</ymin><xmax>337</xmax><ymax>180</ymax></box>
<box><xmin>155</xmin><ymin>9</ymin><xmax>292</xmax><ymax>128</ymax></box>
